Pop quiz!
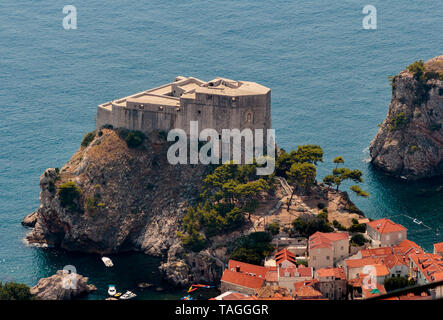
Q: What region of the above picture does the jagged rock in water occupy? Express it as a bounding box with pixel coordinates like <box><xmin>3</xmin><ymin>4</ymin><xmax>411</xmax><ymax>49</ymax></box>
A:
<box><xmin>30</xmin><ymin>270</ymin><xmax>97</xmax><ymax>300</ymax></box>
<box><xmin>370</xmin><ymin>55</ymin><xmax>443</xmax><ymax>180</ymax></box>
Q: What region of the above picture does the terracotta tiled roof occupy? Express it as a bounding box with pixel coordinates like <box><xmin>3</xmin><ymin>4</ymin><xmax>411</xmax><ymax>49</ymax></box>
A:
<box><xmin>212</xmin><ymin>291</ymin><xmax>256</xmax><ymax>300</ymax></box>
<box><xmin>345</xmin><ymin>258</ymin><xmax>389</xmax><ymax>276</ymax></box>
<box><xmin>265</xmin><ymin>270</ymin><xmax>278</xmax><ymax>282</ymax></box>
<box><xmin>293</xmin><ymin>279</ymin><xmax>318</xmax><ymax>289</ymax></box>
<box><xmin>376</xmin><ymin>254</ymin><xmax>408</xmax><ymax>269</ymax></box>
<box><xmin>221</xmin><ymin>269</ymin><xmax>265</xmax><ymax>289</ymax></box>
<box><xmin>309</xmin><ymin>232</ymin><xmax>348</xmax><ymax>250</ymax></box>
<box><xmin>316</xmin><ymin>267</ymin><xmax>346</xmax><ymax>280</ymax></box>
<box><xmin>434</xmin><ymin>242</ymin><xmax>443</xmax><ymax>253</ymax></box>
<box><xmin>228</xmin><ymin>260</ymin><xmax>268</xmax><ymax>278</ymax></box>
<box><xmin>345</xmin><ymin>257</ymin><xmax>378</xmax><ymax>269</ymax></box>
<box><xmin>278</xmin><ymin>266</ymin><xmax>313</xmax><ymax>278</ymax></box>
<box><xmin>360</xmin><ymin>247</ymin><xmax>393</xmax><ymax>258</ymax></box>
<box><xmin>255</xmin><ymin>286</ymin><xmax>292</xmax><ymax>300</ymax></box>
<box><xmin>294</xmin><ymin>285</ymin><xmax>323</xmax><ymax>298</ymax></box>
<box><xmin>409</xmin><ymin>252</ymin><xmax>443</xmax><ymax>283</ymax></box>
<box><xmin>362</xmin><ymin>283</ymin><xmax>386</xmax><ymax>299</ymax></box>
<box><xmin>275</xmin><ymin>249</ymin><xmax>297</xmax><ymax>266</ymax></box>
<box><xmin>367</xmin><ymin>218</ymin><xmax>407</xmax><ymax>234</ymax></box>
<box><xmin>393</xmin><ymin>239</ymin><xmax>423</xmax><ymax>256</ymax></box>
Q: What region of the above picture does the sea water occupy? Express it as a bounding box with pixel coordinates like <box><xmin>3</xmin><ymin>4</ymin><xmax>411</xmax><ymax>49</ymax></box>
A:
<box><xmin>0</xmin><ymin>1</ymin><xmax>442</xmax><ymax>299</ymax></box>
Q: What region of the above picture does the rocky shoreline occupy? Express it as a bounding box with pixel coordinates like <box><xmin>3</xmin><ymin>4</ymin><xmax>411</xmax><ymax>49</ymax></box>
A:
<box><xmin>370</xmin><ymin>55</ymin><xmax>443</xmax><ymax>180</ymax></box>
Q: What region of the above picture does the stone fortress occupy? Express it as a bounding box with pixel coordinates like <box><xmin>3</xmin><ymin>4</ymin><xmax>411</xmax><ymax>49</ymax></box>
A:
<box><xmin>96</xmin><ymin>76</ymin><xmax>272</xmax><ymax>135</ymax></box>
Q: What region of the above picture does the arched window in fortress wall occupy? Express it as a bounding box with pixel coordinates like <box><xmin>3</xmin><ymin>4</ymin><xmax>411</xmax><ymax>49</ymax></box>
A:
<box><xmin>245</xmin><ymin>110</ymin><xmax>254</xmax><ymax>124</ymax></box>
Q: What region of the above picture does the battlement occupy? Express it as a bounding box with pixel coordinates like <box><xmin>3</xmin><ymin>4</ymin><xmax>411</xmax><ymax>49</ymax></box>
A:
<box><xmin>96</xmin><ymin>76</ymin><xmax>271</xmax><ymax>135</ymax></box>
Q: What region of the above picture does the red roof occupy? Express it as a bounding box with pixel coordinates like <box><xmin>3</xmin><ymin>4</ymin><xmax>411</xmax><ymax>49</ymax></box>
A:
<box><xmin>265</xmin><ymin>270</ymin><xmax>278</xmax><ymax>282</ymax></box>
<box><xmin>367</xmin><ymin>218</ymin><xmax>407</xmax><ymax>234</ymax></box>
<box><xmin>393</xmin><ymin>239</ymin><xmax>423</xmax><ymax>256</ymax></box>
<box><xmin>221</xmin><ymin>269</ymin><xmax>265</xmax><ymax>289</ymax></box>
<box><xmin>376</xmin><ymin>254</ymin><xmax>408</xmax><ymax>269</ymax></box>
<box><xmin>316</xmin><ymin>267</ymin><xmax>346</xmax><ymax>280</ymax></box>
<box><xmin>362</xmin><ymin>283</ymin><xmax>386</xmax><ymax>299</ymax></box>
<box><xmin>345</xmin><ymin>257</ymin><xmax>378</xmax><ymax>269</ymax></box>
<box><xmin>409</xmin><ymin>252</ymin><xmax>443</xmax><ymax>283</ymax></box>
<box><xmin>434</xmin><ymin>242</ymin><xmax>443</xmax><ymax>253</ymax></box>
<box><xmin>275</xmin><ymin>249</ymin><xmax>297</xmax><ymax>266</ymax></box>
<box><xmin>278</xmin><ymin>266</ymin><xmax>313</xmax><ymax>278</ymax></box>
<box><xmin>360</xmin><ymin>247</ymin><xmax>393</xmax><ymax>258</ymax></box>
<box><xmin>228</xmin><ymin>260</ymin><xmax>268</xmax><ymax>278</ymax></box>
<box><xmin>309</xmin><ymin>232</ymin><xmax>348</xmax><ymax>250</ymax></box>
<box><xmin>294</xmin><ymin>285</ymin><xmax>323</xmax><ymax>298</ymax></box>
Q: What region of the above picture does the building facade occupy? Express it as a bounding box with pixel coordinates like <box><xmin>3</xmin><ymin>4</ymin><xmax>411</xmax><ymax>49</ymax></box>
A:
<box><xmin>96</xmin><ymin>76</ymin><xmax>272</xmax><ymax>136</ymax></box>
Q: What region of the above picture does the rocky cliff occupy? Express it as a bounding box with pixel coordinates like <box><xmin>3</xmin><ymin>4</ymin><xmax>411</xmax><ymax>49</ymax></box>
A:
<box><xmin>30</xmin><ymin>271</ymin><xmax>96</xmax><ymax>300</ymax></box>
<box><xmin>24</xmin><ymin>129</ymin><xmax>222</xmax><ymax>284</ymax></box>
<box><xmin>370</xmin><ymin>55</ymin><xmax>443</xmax><ymax>180</ymax></box>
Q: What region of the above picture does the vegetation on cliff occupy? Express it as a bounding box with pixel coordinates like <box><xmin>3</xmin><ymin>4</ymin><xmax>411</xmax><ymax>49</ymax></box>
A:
<box><xmin>0</xmin><ymin>282</ymin><xmax>34</xmax><ymax>300</ymax></box>
<box><xmin>177</xmin><ymin>162</ymin><xmax>270</xmax><ymax>251</ymax></box>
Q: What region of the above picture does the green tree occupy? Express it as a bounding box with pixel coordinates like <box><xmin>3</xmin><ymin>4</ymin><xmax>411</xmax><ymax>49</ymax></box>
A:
<box><xmin>230</xmin><ymin>232</ymin><xmax>274</xmax><ymax>265</ymax></box>
<box><xmin>350</xmin><ymin>233</ymin><xmax>369</xmax><ymax>246</ymax></box>
<box><xmin>384</xmin><ymin>277</ymin><xmax>415</xmax><ymax>292</ymax></box>
<box><xmin>81</xmin><ymin>131</ymin><xmax>96</xmax><ymax>147</ymax></box>
<box><xmin>333</xmin><ymin>156</ymin><xmax>344</xmax><ymax>169</ymax></box>
<box><xmin>0</xmin><ymin>282</ymin><xmax>34</xmax><ymax>300</ymax></box>
<box><xmin>58</xmin><ymin>181</ymin><xmax>82</xmax><ymax>211</ymax></box>
<box><xmin>125</xmin><ymin>131</ymin><xmax>145</xmax><ymax>148</ymax></box>
<box><xmin>265</xmin><ymin>222</ymin><xmax>280</xmax><ymax>235</ymax></box>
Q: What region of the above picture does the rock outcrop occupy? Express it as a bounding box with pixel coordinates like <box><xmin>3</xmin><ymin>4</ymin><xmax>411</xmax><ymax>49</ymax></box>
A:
<box><xmin>24</xmin><ymin>129</ymin><xmax>214</xmax><ymax>285</ymax></box>
<box><xmin>370</xmin><ymin>55</ymin><xmax>443</xmax><ymax>180</ymax></box>
<box><xmin>30</xmin><ymin>270</ymin><xmax>96</xmax><ymax>300</ymax></box>
<box><xmin>25</xmin><ymin>129</ymin><xmax>206</xmax><ymax>255</ymax></box>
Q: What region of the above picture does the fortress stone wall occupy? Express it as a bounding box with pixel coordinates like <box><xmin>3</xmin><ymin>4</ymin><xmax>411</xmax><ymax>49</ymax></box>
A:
<box><xmin>96</xmin><ymin>76</ymin><xmax>272</xmax><ymax>135</ymax></box>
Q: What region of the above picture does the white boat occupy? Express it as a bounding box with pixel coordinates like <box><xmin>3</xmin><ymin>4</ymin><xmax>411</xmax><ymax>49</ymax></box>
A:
<box><xmin>102</xmin><ymin>256</ymin><xmax>114</xmax><ymax>267</ymax></box>
<box><xmin>413</xmin><ymin>218</ymin><xmax>422</xmax><ymax>225</ymax></box>
<box><xmin>108</xmin><ymin>285</ymin><xmax>117</xmax><ymax>296</ymax></box>
<box><xmin>119</xmin><ymin>291</ymin><xmax>137</xmax><ymax>300</ymax></box>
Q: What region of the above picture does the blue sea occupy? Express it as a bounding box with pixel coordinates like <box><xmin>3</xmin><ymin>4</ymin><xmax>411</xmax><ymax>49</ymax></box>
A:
<box><xmin>0</xmin><ymin>1</ymin><xmax>442</xmax><ymax>299</ymax></box>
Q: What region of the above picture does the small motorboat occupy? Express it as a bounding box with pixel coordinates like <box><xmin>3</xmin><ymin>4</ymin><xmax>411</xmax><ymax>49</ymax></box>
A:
<box><xmin>413</xmin><ymin>218</ymin><xmax>422</xmax><ymax>225</ymax></box>
<box><xmin>102</xmin><ymin>257</ymin><xmax>114</xmax><ymax>267</ymax></box>
<box><xmin>119</xmin><ymin>291</ymin><xmax>137</xmax><ymax>300</ymax></box>
<box><xmin>108</xmin><ymin>285</ymin><xmax>117</xmax><ymax>296</ymax></box>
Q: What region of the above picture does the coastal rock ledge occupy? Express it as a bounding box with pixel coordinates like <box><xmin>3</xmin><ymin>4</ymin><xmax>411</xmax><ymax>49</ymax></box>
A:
<box><xmin>31</xmin><ymin>270</ymin><xmax>97</xmax><ymax>300</ymax></box>
<box><xmin>369</xmin><ymin>55</ymin><xmax>443</xmax><ymax>180</ymax></box>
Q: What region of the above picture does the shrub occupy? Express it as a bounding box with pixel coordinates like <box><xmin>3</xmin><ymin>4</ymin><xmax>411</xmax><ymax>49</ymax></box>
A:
<box><xmin>58</xmin><ymin>181</ymin><xmax>82</xmax><ymax>211</ymax></box>
<box><xmin>101</xmin><ymin>124</ymin><xmax>114</xmax><ymax>130</ymax></box>
<box><xmin>291</xmin><ymin>216</ymin><xmax>333</xmax><ymax>237</ymax></box>
<box><xmin>125</xmin><ymin>131</ymin><xmax>146</xmax><ymax>148</ymax></box>
<box><xmin>350</xmin><ymin>233</ymin><xmax>369</xmax><ymax>246</ymax></box>
<box><xmin>81</xmin><ymin>131</ymin><xmax>96</xmax><ymax>147</ymax></box>
<box><xmin>389</xmin><ymin>112</ymin><xmax>410</xmax><ymax>131</ymax></box>
<box><xmin>0</xmin><ymin>282</ymin><xmax>34</xmax><ymax>300</ymax></box>
<box><xmin>384</xmin><ymin>277</ymin><xmax>415</xmax><ymax>292</ymax></box>
<box><xmin>230</xmin><ymin>232</ymin><xmax>274</xmax><ymax>265</ymax></box>
<box><xmin>265</xmin><ymin>222</ymin><xmax>280</xmax><ymax>235</ymax></box>
<box><xmin>177</xmin><ymin>230</ymin><xmax>207</xmax><ymax>252</ymax></box>
<box><xmin>348</xmin><ymin>223</ymin><xmax>366</xmax><ymax>233</ymax></box>
<box><xmin>317</xmin><ymin>203</ymin><xmax>325</xmax><ymax>209</ymax></box>
<box><xmin>407</xmin><ymin>60</ymin><xmax>426</xmax><ymax>81</ymax></box>
<box><xmin>333</xmin><ymin>220</ymin><xmax>347</xmax><ymax>231</ymax></box>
